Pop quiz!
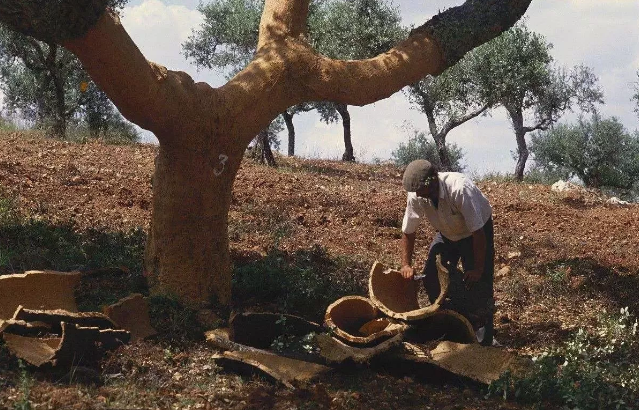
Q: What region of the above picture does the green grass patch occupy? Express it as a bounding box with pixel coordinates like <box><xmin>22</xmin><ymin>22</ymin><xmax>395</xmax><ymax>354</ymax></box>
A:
<box><xmin>488</xmin><ymin>307</ymin><xmax>639</xmax><ymax>409</ymax></box>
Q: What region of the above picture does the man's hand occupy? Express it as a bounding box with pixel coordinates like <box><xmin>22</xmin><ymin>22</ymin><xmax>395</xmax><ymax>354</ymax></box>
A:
<box><xmin>400</xmin><ymin>265</ymin><xmax>415</xmax><ymax>279</ymax></box>
<box><xmin>463</xmin><ymin>269</ymin><xmax>483</xmax><ymax>283</ymax></box>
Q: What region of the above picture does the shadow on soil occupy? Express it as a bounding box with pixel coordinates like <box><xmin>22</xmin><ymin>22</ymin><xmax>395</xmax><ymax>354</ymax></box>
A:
<box><xmin>232</xmin><ymin>245</ymin><xmax>369</xmax><ymax>322</ymax></box>
<box><xmin>539</xmin><ymin>257</ymin><xmax>639</xmax><ymax>315</ymax></box>
<box><xmin>0</xmin><ymin>219</ymin><xmax>148</xmax><ymax>310</ymax></box>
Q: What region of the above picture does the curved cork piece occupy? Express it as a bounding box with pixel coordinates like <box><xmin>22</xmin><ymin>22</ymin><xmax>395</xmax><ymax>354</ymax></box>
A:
<box><xmin>12</xmin><ymin>306</ymin><xmax>118</xmax><ymax>335</ymax></box>
<box><xmin>103</xmin><ymin>293</ymin><xmax>157</xmax><ymax>342</ymax></box>
<box><xmin>316</xmin><ymin>332</ymin><xmax>403</xmax><ymax>364</ymax></box>
<box><xmin>406</xmin><ymin>309</ymin><xmax>476</xmax><ymax>345</ymax></box>
<box><xmin>213</xmin><ymin>350</ymin><xmax>332</xmax><ymax>389</ymax></box>
<box><xmin>429</xmin><ymin>341</ymin><xmax>530</xmax><ymax>385</ymax></box>
<box><xmin>3</xmin><ymin>322</ymin><xmax>130</xmax><ymax>367</ymax></box>
<box><xmin>368</xmin><ymin>256</ymin><xmax>449</xmax><ymax>321</ymax></box>
<box><xmin>324</xmin><ymin>296</ymin><xmax>408</xmax><ymax>345</ymax></box>
<box><xmin>0</xmin><ymin>270</ymin><xmax>81</xmax><ymax>320</ymax></box>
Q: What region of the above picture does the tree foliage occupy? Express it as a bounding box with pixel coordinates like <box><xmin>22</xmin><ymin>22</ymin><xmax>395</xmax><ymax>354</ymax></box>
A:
<box><xmin>633</xmin><ymin>70</ymin><xmax>639</xmax><ymax>119</ymax></box>
<box><xmin>530</xmin><ymin>114</ymin><xmax>639</xmax><ymax>189</ymax></box>
<box><xmin>391</xmin><ymin>129</ymin><xmax>465</xmax><ymax>171</ymax></box>
<box><xmin>0</xmin><ymin>22</ymin><xmax>137</xmax><ymax>141</ymax></box>
<box><xmin>471</xmin><ymin>23</ymin><xmax>603</xmax><ymax>180</ymax></box>
<box><xmin>405</xmin><ymin>49</ymin><xmax>493</xmax><ymax>171</ymax></box>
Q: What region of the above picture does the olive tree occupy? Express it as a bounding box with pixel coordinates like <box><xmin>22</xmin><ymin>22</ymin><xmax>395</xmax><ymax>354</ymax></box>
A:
<box><xmin>405</xmin><ymin>52</ymin><xmax>494</xmax><ymax>170</ymax></box>
<box><xmin>472</xmin><ymin>24</ymin><xmax>603</xmax><ymax>181</ymax></box>
<box><xmin>0</xmin><ymin>0</ymin><xmax>532</xmax><ymax>307</ymax></box>
<box><xmin>0</xmin><ymin>2</ymin><xmax>135</xmax><ymax>139</ymax></box>
<box><xmin>530</xmin><ymin>114</ymin><xmax>639</xmax><ymax>189</ymax></box>
<box><xmin>633</xmin><ymin>70</ymin><xmax>639</xmax><ymax>119</ymax></box>
<box><xmin>391</xmin><ymin>129</ymin><xmax>465</xmax><ymax>170</ymax></box>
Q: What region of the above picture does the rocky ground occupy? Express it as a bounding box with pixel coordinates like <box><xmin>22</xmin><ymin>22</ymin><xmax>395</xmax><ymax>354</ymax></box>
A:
<box><xmin>0</xmin><ymin>131</ymin><xmax>638</xmax><ymax>409</ymax></box>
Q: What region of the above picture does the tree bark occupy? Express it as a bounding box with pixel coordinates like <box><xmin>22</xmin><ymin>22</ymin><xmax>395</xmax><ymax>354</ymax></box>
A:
<box><xmin>0</xmin><ymin>0</ymin><xmax>532</xmax><ymax>308</ymax></box>
<box><xmin>283</xmin><ymin>111</ymin><xmax>295</xmax><ymax>156</ymax></box>
<box><xmin>336</xmin><ymin>103</ymin><xmax>355</xmax><ymax>162</ymax></box>
<box><xmin>508</xmin><ymin>108</ymin><xmax>528</xmax><ymax>181</ymax></box>
<box><xmin>258</xmin><ymin>129</ymin><xmax>277</xmax><ymax>167</ymax></box>
<box><xmin>433</xmin><ymin>134</ymin><xmax>452</xmax><ymax>170</ymax></box>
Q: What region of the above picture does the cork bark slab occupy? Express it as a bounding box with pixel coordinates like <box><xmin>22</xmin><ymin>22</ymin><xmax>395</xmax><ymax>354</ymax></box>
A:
<box><xmin>428</xmin><ymin>341</ymin><xmax>523</xmax><ymax>385</ymax></box>
<box><xmin>387</xmin><ymin>340</ymin><xmax>528</xmax><ymax>385</ymax></box>
<box><xmin>315</xmin><ymin>332</ymin><xmax>403</xmax><ymax>364</ymax></box>
<box><xmin>206</xmin><ymin>328</ymin><xmax>262</xmax><ymax>353</ymax></box>
<box><xmin>2</xmin><ymin>333</ymin><xmax>61</xmax><ymax>367</ymax></box>
<box><xmin>368</xmin><ymin>256</ymin><xmax>449</xmax><ymax>321</ymax></box>
<box><xmin>103</xmin><ymin>293</ymin><xmax>157</xmax><ymax>341</ymax></box>
<box><xmin>406</xmin><ymin>309</ymin><xmax>476</xmax><ymax>345</ymax></box>
<box><xmin>3</xmin><ymin>322</ymin><xmax>130</xmax><ymax>367</ymax></box>
<box><xmin>324</xmin><ymin>296</ymin><xmax>408</xmax><ymax>345</ymax></box>
<box><xmin>12</xmin><ymin>306</ymin><xmax>118</xmax><ymax>334</ymax></box>
<box><xmin>0</xmin><ymin>271</ymin><xmax>81</xmax><ymax>320</ymax></box>
<box><xmin>213</xmin><ymin>350</ymin><xmax>332</xmax><ymax>389</ymax></box>
<box><xmin>229</xmin><ymin>312</ymin><xmax>321</xmax><ymax>349</ymax></box>
<box><xmin>0</xmin><ymin>319</ymin><xmax>51</xmax><ymax>337</ymax></box>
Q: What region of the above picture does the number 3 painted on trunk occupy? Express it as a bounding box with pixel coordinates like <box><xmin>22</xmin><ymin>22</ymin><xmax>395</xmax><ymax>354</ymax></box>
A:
<box><xmin>214</xmin><ymin>154</ymin><xmax>228</xmax><ymax>176</ymax></box>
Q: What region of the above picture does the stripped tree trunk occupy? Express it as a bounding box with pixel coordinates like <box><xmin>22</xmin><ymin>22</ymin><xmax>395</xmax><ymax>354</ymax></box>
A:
<box><xmin>508</xmin><ymin>107</ymin><xmax>528</xmax><ymax>181</ymax></box>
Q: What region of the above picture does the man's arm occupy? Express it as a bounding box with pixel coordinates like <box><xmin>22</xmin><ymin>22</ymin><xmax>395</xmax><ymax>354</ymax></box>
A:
<box><xmin>464</xmin><ymin>227</ymin><xmax>486</xmax><ymax>282</ymax></box>
<box><xmin>400</xmin><ymin>232</ymin><xmax>416</xmax><ymax>279</ymax></box>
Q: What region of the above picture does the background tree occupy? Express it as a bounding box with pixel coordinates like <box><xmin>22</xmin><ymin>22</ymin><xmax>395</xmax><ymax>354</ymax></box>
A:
<box><xmin>246</xmin><ymin>116</ymin><xmax>283</xmax><ymax>166</ymax></box>
<box><xmin>391</xmin><ymin>129</ymin><xmax>465</xmax><ymax>170</ymax></box>
<box><xmin>405</xmin><ymin>51</ymin><xmax>493</xmax><ymax>170</ymax></box>
<box><xmin>472</xmin><ymin>23</ymin><xmax>603</xmax><ymax>181</ymax></box>
<box><xmin>308</xmin><ymin>0</ymin><xmax>404</xmax><ymax>161</ymax></box>
<box><xmin>183</xmin><ymin>0</ymin><xmax>404</xmax><ymax>162</ymax></box>
<box><xmin>530</xmin><ymin>114</ymin><xmax>639</xmax><ymax>189</ymax></box>
<box><xmin>0</xmin><ymin>0</ymin><xmax>531</xmax><ymax>307</ymax></box>
<box><xmin>633</xmin><ymin>70</ymin><xmax>639</xmax><ymax>119</ymax></box>
<box><xmin>0</xmin><ymin>1</ymin><xmax>134</xmax><ymax>139</ymax></box>
<box><xmin>78</xmin><ymin>81</ymin><xmax>139</xmax><ymax>142</ymax></box>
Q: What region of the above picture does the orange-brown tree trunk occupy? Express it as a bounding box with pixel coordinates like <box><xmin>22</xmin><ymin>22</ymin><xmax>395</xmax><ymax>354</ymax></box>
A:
<box><xmin>143</xmin><ymin>142</ymin><xmax>242</xmax><ymax>306</ymax></box>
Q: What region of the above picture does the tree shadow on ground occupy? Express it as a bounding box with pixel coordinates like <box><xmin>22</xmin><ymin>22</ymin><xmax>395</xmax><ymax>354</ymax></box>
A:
<box><xmin>231</xmin><ymin>245</ymin><xmax>368</xmax><ymax>322</ymax></box>
<box><xmin>539</xmin><ymin>257</ymin><xmax>639</xmax><ymax>315</ymax></box>
<box><xmin>497</xmin><ymin>319</ymin><xmax>575</xmax><ymax>350</ymax></box>
<box><xmin>0</xmin><ymin>219</ymin><xmax>148</xmax><ymax>310</ymax></box>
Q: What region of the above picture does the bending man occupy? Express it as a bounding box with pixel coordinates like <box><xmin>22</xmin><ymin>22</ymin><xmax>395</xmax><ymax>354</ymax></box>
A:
<box><xmin>400</xmin><ymin>160</ymin><xmax>495</xmax><ymax>345</ymax></box>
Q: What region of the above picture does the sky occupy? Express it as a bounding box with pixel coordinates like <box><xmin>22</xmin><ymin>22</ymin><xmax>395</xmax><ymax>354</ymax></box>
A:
<box><xmin>121</xmin><ymin>0</ymin><xmax>639</xmax><ymax>175</ymax></box>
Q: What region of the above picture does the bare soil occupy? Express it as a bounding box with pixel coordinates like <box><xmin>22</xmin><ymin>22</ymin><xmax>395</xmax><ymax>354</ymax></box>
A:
<box><xmin>1</xmin><ymin>131</ymin><xmax>638</xmax><ymax>409</ymax></box>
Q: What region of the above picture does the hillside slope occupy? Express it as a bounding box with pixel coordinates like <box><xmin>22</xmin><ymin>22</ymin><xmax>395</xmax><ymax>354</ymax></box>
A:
<box><xmin>1</xmin><ymin>131</ymin><xmax>638</xmax><ymax>409</ymax></box>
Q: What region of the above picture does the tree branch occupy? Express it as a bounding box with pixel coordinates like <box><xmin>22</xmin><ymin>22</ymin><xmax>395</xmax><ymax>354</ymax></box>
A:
<box><xmin>258</xmin><ymin>0</ymin><xmax>310</xmax><ymax>49</ymax></box>
<box><xmin>300</xmin><ymin>0</ymin><xmax>531</xmax><ymax>106</ymax></box>
<box><xmin>62</xmin><ymin>11</ymin><xmax>218</xmax><ymax>140</ymax></box>
<box><xmin>440</xmin><ymin>103</ymin><xmax>491</xmax><ymax>136</ymax></box>
<box><xmin>412</xmin><ymin>0</ymin><xmax>532</xmax><ymax>67</ymax></box>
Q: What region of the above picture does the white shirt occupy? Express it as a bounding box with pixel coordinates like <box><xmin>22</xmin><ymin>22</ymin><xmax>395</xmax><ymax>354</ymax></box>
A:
<box><xmin>401</xmin><ymin>172</ymin><xmax>492</xmax><ymax>241</ymax></box>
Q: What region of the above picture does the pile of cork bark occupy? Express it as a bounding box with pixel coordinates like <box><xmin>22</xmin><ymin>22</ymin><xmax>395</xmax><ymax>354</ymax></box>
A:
<box><xmin>0</xmin><ymin>270</ymin><xmax>156</xmax><ymax>368</ymax></box>
<box><xmin>208</xmin><ymin>258</ymin><xmax>530</xmax><ymax>388</ymax></box>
